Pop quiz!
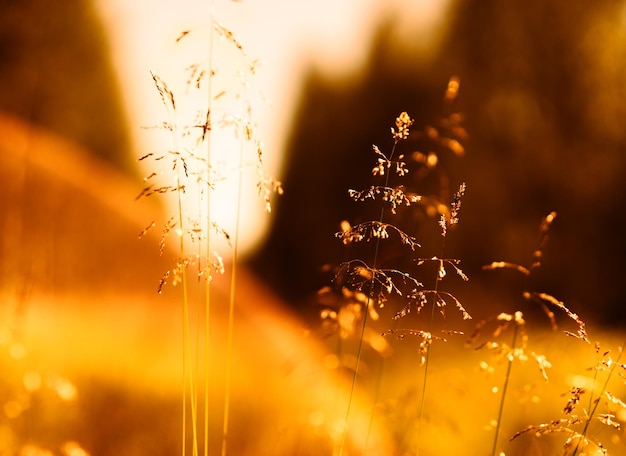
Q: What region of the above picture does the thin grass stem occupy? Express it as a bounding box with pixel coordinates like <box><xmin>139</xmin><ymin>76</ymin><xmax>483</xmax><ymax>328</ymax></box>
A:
<box><xmin>204</xmin><ymin>4</ymin><xmax>215</xmax><ymax>455</ymax></box>
<box><xmin>572</xmin><ymin>341</ymin><xmax>625</xmax><ymax>456</ymax></box>
<box><xmin>416</xmin><ymin>258</ymin><xmax>443</xmax><ymax>456</ymax></box>
<box><xmin>183</xmin><ymin>301</ymin><xmax>187</xmax><ymax>456</ymax></box>
<box><xmin>338</xmin><ymin>236</ymin><xmax>381</xmax><ymax>456</ymax></box>
<box><xmin>221</xmin><ymin>252</ymin><xmax>237</xmax><ymax>456</ymax></box>
<box><xmin>338</xmin><ymin>142</ymin><xmax>398</xmax><ymax>456</ymax></box>
<box><xmin>221</xmin><ymin>122</ymin><xmax>246</xmax><ymax>456</ymax></box>
<box><xmin>164</xmin><ymin>91</ymin><xmax>200</xmax><ymax>454</ymax></box>
<box><xmin>416</xmin><ymin>347</ymin><xmax>430</xmax><ymax>456</ymax></box>
<box><xmin>178</xmin><ymin>166</ymin><xmax>199</xmax><ymax>456</ymax></box>
<box><xmin>184</xmin><ymin>276</ymin><xmax>200</xmax><ymax>456</ymax></box>
<box><xmin>491</xmin><ymin>321</ymin><xmax>518</xmax><ymax>456</ymax></box>
<box><xmin>203</xmin><ymin>279</ymin><xmax>210</xmax><ymax>456</ymax></box>
<box><xmin>364</xmin><ymin>323</ymin><xmax>394</xmax><ymax>453</ymax></box>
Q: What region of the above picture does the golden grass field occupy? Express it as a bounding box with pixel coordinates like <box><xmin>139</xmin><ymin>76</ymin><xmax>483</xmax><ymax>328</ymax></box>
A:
<box><xmin>2</xmin><ymin>112</ymin><xmax>625</xmax><ymax>455</ymax></box>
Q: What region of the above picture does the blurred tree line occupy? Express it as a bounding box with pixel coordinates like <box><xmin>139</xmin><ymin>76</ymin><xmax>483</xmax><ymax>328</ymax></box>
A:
<box><xmin>2</xmin><ymin>0</ymin><xmax>624</xmax><ymax>324</ymax></box>
<box><xmin>251</xmin><ymin>0</ymin><xmax>626</xmax><ymax>326</ymax></box>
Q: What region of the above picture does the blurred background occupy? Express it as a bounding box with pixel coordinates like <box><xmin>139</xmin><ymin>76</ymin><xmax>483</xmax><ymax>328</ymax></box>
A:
<box><xmin>1</xmin><ymin>0</ymin><xmax>626</xmax><ymax>454</ymax></box>
<box><xmin>3</xmin><ymin>0</ymin><xmax>624</xmax><ymax>322</ymax></box>
<box><xmin>250</xmin><ymin>0</ymin><xmax>626</xmax><ymax>327</ymax></box>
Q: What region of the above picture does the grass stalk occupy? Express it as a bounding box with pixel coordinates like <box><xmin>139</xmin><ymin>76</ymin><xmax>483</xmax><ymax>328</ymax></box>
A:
<box><xmin>159</xmin><ymin>89</ymin><xmax>200</xmax><ymax>454</ymax></box>
<box><xmin>416</xmin><ymin>180</ymin><xmax>467</xmax><ymax>455</ymax></box>
<box><xmin>338</xmin><ymin>142</ymin><xmax>398</xmax><ymax>456</ymax></box>
<box><xmin>572</xmin><ymin>341</ymin><xmax>625</xmax><ymax>456</ymax></box>
<box><xmin>204</xmin><ymin>4</ymin><xmax>215</xmax><ymax>455</ymax></box>
<box><xmin>184</xmin><ymin>280</ymin><xmax>200</xmax><ymax>456</ymax></box>
<box><xmin>221</xmin><ymin>252</ymin><xmax>237</xmax><ymax>456</ymax></box>
<box><xmin>365</xmin><ymin>317</ymin><xmax>397</xmax><ymax>453</ymax></box>
<box><xmin>338</xmin><ymin>246</ymin><xmax>379</xmax><ymax>456</ymax></box>
<box><xmin>177</xmin><ymin>161</ymin><xmax>199</xmax><ymax>456</ymax></box>
<box><xmin>415</xmin><ymin>259</ymin><xmax>442</xmax><ymax>456</ymax></box>
<box><xmin>221</xmin><ymin>119</ymin><xmax>246</xmax><ymax>456</ymax></box>
<box><xmin>491</xmin><ymin>321</ymin><xmax>519</xmax><ymax>456</ymax></box>
<box><xmin>203</xmin><ymin>276</ymin><xmax>210</xmax><ymax>456</ymax></box>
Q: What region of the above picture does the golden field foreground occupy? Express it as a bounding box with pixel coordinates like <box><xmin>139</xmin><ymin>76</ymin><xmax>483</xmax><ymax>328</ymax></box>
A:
<box><xmin>1</xmin><ymin>112</ymin><xmax>625</xmax><ymax>455</ymax></box>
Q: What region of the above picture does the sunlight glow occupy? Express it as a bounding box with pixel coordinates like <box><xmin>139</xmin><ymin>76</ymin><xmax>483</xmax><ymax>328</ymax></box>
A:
<box><xmin>49</xmin><ymin>377</ymin><xmax>78</xmax><ymax>402</ymax></box>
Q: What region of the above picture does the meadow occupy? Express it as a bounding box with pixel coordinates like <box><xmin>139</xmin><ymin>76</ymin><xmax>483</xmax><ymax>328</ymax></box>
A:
<box><xmin>1</xmin><ymin>1</ymin><xmax>625</xmax><ymax>455</ymax></box>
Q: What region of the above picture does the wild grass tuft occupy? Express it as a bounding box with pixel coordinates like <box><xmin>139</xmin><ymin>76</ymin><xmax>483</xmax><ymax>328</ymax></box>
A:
<box><xmin>137</xmin><ymin>5</ymin><xmax>281</xmax><ymax>454</ymax></box>
<box><xmin>469</xmin><ymin>211</ymin><xmax>588</xmax><ymax>455</ymax></box>
<box><xmin>316</xmin><ymin>76</ymin><xmax>624</xmax><ymax>455</ymax></box>
<box><xmin>511</xmin><ymin>340</ymin><xmax>626</xmax><ymax>455</ymax></box>
<box><xmin>320</xmin><ymin>78</ymin><xmax>471</xmax><ymax>455</ymax></box>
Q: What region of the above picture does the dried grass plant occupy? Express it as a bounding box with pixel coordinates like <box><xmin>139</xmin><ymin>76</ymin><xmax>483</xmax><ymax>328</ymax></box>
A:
<box><xmin>137</xmin><ymin>4</ymin><xmax>281</xmax><ymax>455</ymax></box>
<box><xmin>319</xmin><ymin>78</ymin><xmax>471</xmax><ymax>455</ymax></box>
<box><xmin>510</xmin><ymin>340</ymin><xmax>626</xmax><ymax>455</ymax></box>
<box><xmin>317</xmin><ymin>78</ymin><xmax>625</xmax><ymax>456</ymax></box>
